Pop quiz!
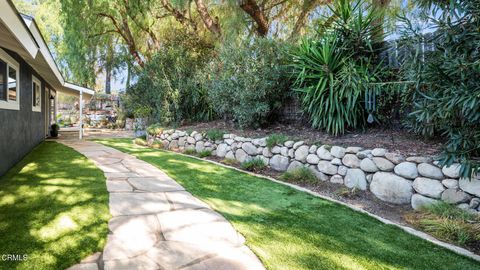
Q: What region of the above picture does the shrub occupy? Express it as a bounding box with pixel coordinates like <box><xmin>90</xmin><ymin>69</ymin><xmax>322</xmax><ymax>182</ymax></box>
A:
<box><xmin>206</xmin><ymin>129</ymin><xmax>225</xmax><ymax>141</ymax></box>
<box><xmin>222</xmin><ymin>158</ymin><xmax>238</xmax><ymax>166</ymax></box>
<box><xmin>183</xmin><ymin>148</ymin><xmax>196</xmax><ymax>155</ymax></box>
<box><xmin>400</xmin><ymin>1</ymin><xmax>480</xmax><ymax>178</ymax></box>
<box><xmin>206</xmin><ymin>37</ymin><xmax>292</xmax><ymax>128</ymax></box>
<box><xmin>266</xmin><ymin>134</ymin><xmax>288</xmax><ymax>149</ymax></box>
<box><xmin>147</xmin><ymin>124</ymin><xmax>164</xmax><ymax>136</ymax></box>
<box><xmin>151</xmin><ymin>140</ymin><xmax>164</xmax><ymax>149</ymax></box>
<box><xmin>240</xmin><ymin>158</ymin><xmax>266</xmax><ymax>172</ymax></box>
<box><xmin>197</xmin><ymin>150</ymin><xmax>212</xmax><ymax>158</ymax></box>
<box><xmin>134</xmin><ymin>138</ymin><xmax>147</xmax><ymax>146</ymax></box>
<box><xmin>279</xmin><ymin>167</ymin><xmax>317</xmax><ymax>184</ymax></box>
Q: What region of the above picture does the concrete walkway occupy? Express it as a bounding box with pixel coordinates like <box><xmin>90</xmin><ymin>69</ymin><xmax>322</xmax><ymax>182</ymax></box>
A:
<box><xmin>62</xmin><ymin>140</ymin><xmax>265</xmax><ymax>270</ymax></box>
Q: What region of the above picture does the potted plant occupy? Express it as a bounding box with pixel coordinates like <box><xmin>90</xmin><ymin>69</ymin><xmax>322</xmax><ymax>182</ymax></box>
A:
<box><xmin>50</xmin><ymin>123</ymin><xmax>59</xmax><ymax>138</ymax></box>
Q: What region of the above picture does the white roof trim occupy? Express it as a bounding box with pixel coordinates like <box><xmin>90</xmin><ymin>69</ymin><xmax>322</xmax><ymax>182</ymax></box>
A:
<box><xmin>64</xmin><ymin>82</ymin><xmax>95</xmax><ymax>96</ymax></box>
<box><xmin>0</xmin><ymin>0</ymin><xmax>38</xmax><ymax>58</ymax></box>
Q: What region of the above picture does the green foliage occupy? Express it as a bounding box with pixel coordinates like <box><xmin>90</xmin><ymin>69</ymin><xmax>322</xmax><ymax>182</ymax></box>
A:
<box><xmin>151</xmin><ymin>140</ymin><xmax>164</xmax><ymax>149</ymax></box>
<box><xmin>146</xmin><ymin>124</ymin><xmax>164</xmax><ymax>136</ymax></box>
<box><xmin>197</xmin><ymin>150</ymin><xmax>212</xmax><ymax>158</ymax></box>
<box><xmin>206</xmin><ymin>38</ymin><xmax>292</xmax><ymax>128</ymax></box>
<box><xmin>280</xmin><ymin>167</ymin><xmax>317</xmax><ymax>184</ymax></box>
<box><xmin>240</xmin><ymin>158</ymin><xmax>266</xmax><ymax>172</ymax></box>
<box><xmin>400</xmin><ymin>1</ymin><xmax>480</xmax><ymax>178</ymax></box>
<box><xmin>183</xmin><ymin>148</ymin><xmax>197</xmax><ymax>155</ymax></box>
<box><xmin>206</xmin><ymin>129</ymin><xmax>225</xmax><ymax>141</ymax></box>
<box><xmin>266</xmin><ymin>134</ymin><xmax>288</xmax><ymax>149</ymax></box>
<box><xmin>292</xmin><ymin>0</ymin><xmax>384</xmax><ymax>135</ymax></box>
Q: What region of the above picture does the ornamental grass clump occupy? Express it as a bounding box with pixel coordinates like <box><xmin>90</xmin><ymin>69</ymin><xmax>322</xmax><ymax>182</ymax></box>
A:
<box><xmin>266</xmin><ymin>134</ymin><xmax>288</xmax><ymax>149</ymax></box>
<box><xmin>241</xmin><ymin>158</ymin><xmax>267</xmax><ymax>172</ymax></box>
<box><xmin>280</xmin><ymin>167</ymin><xmax>317</xmax><ymax>184</ymax></box>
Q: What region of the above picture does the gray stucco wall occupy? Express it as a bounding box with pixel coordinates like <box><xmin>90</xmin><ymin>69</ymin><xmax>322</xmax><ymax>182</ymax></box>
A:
<box><xmin>0</xmin><ymin>48</ymin><xmax>48</xmax><ymax>176</ymax></box>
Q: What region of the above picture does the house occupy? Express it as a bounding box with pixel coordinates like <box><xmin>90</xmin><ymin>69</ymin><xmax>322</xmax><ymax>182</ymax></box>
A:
<box><xmin>0</xmin><ymin>0</ymin><xmax>94</xmax><ymax>176</ymax></box>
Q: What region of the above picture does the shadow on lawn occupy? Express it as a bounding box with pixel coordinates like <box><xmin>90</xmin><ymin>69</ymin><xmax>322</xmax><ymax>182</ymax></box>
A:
<box><xmin>96</xmin><ymin>138</ymin><xmax>480</xmax><ymax>270</ymax></box>
<box><xmin>0</xmin><ymin>142</ymin><xmax>109</xmax><ymax>270</ymax></box>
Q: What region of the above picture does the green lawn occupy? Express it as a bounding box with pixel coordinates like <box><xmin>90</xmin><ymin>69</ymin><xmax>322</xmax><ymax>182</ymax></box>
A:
<box><xmin>96</xmin><ymin>138</ymin><xmax>480</xmax><ymax>270</ymax></box>
<box><xmin>0</xmin><ymin>142</ymin><xmax>109</xmax><ymax>270</ymax></box>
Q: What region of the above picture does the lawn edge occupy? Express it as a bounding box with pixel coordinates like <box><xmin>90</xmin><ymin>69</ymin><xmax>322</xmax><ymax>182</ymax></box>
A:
<box><xmin>128</xmin><ymin>144</ymin><xmax>480</xmax><ymax>263</ymax></box>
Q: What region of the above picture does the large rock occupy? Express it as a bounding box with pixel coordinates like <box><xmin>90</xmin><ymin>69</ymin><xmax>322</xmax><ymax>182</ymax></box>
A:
<box><xmin>342</xmin><ymin>154</ymin><xmax>360</xmax><ymax>168</ymax></box>
<box><xmin>418</xmin><ymin>163</ymin><xmax>444</xmax><ymax>179</ymax></box>
<box><xmin>330</xmin><ymin>146</ymin><xmax>346</xmax><ymax>158</ymax></box>
<box><xmin>442</xmin><ymin>163</ymin><xmax>461</xmax><ymax>178</ymax></box>
<box><xmin>372</xmin><ymin>157</ymin><xmax>395</xmax><ymax>171</ymax></box>
<box><xmin>385</xmin><ymin>153</ymin><xmax>405</xmax><ymax>164</ymax></box>
<box><xmin>262</xmin><ymin>147</ymin><xmax>273</xmax><ymax>158</ymax></box>
<box><xmin>394</xmin><ymin>162</ymin><xmax>418</xmax><ymax>179</ymax></box>
<box><xmin>235</xmin><ymin>149</ymin><xmax>249</xmax><ymax>163</ymax></box>
<box><xmin>407</xmin><ymin>156</ymin><xmax>433</xmax><ymax>163</ymax></box>
<box><xmin>344</xmin><ymin>169</ymin><xmax>367</xmax><ymax>190</ymax></box>
<box><xmin>187</xmin><ymin>137</ymin><xmax>196</xmax><ymax>144</ymax></box>
<box><xmin>241</xmin><ymin>142</ymin><xmax>257</xmax><ymax>155</ymax></box>
<box><xmin>271</xmin><ymin>146</ymin><xmax>281</xmax><ymax>154</ymax></box>
<box><xmin>331</xmin><ymin>158</ymin><xmax>342</xmax><ymax>166</ymax></box>
<box><xmin>442</xmin><ymin>179</ymin><xmax>459</xmax><ymax>189</ymax></box>
<box><xmin>216</xmin><ymin>144</ymin><xmax>228</xmax><ymax>157</ymax></box>
<box><xmin>346</xmin><ymin>147</ymin><xmax>362</xmax><ymax>154</ymax></box>
<box><xmin>293</xmin><ymin>141</ymin><xmax>304</xmax><ymax>150</ymax></box>
<box><xmin>269</xmin><ymin>155</ymin><xmax>289</xmax><ymax>171</ymax></box>
<box><xmin>309</xmin><ymin>167</ymin><xmax>329</xmax><ymax>181</ymax></box>
<box><xmin>412</xmin><ymin>177</ymin><xmax>445</xmax><ymax>199</ymax></box>
<box><xmin>284</xmin><ymin>141</ymin><xmax>294</xmax><ymax>148</ymax></box>
<box><xmin>317</xmin><ymin>146</ymin><xmax>333</xmax><ymax>160</ymax></box>
<box><xmin>225</xmin><ymin>151</ymin><xmax>235</xmax><ymax>160</ymax></box>
<box><xmin>441</xmin><ymin>188</ymin><xmax>471</xmax><ymax>204</ymax></box>
<box><xmin>411</xmin><ymin>194</ymin><xmax>440</xmax><ymax>210</ymax></box>
<box><xmin>309</xmin><ymin>145</ymin><xmax>318</xmax><ymax>154</ymax></box>
<box><xmin>360</xmin><ymin>158</ymin><xmax>379</xmax><ymax>173</ymax></box>
<box><xmin>370</xmin><ymin>172</ymin><xmax>413</xmax><ymax>204</ymax></box>
<box><xmin>195</xmin><ymin>141</ymin><xmax>205</xmax><ymax>152</ymax></box>
<box><xmin>281</xmin><ymin>147</ymin><xmax>289</xmax><ymax>157</ymax></box>
<box><xmin>372</xmin><ymin>148</ymin><xmax>386</xmax><ymax>157</ymax></box>
<box><xmin>459</xmin><ymin>177</ymin><xmax>480</xmax><ymax>197</ymax></box>
<box><xmin>338</xmin><ymin>165</ymin><xmax>348</xmax><ymax>176</ymax></box>
<box><xmin>306</xmin><ymin>154</ymin><xmax>320</xmax><ymax>165</ymax></box>
<box><xmin>294</xmin><ymin>145</ymin><xmax>310</xmax><ymax>162</ymax></box>
<box><xmin>287</xmin><ymin>161</ymin><xmax>304</xmax><ymax>172</ymax></box>
<box><xmin>317</xmin><ymin>161</ymin><xmax>338</xmax><ymax>175</ymax></box>
<box><xmin>330</xmin><ymin>175</ymin><xmax>344</xmax><ymax>184</ymax></box>
<box><xmin>252</xmin><ymin>138</ymin><xmax>267</xmax><ymax>147</ymax></box>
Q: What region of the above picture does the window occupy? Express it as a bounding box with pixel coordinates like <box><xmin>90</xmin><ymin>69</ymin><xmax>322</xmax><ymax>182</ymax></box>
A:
<box><xmin>32</xmin><ymin>76</ymin><xmax>41</xmax><ymax>112</ymax></box>
<box><xmin>0</xmin><ymin>48</ymin><xmax>20</xmax><ymax>110</ymax></box>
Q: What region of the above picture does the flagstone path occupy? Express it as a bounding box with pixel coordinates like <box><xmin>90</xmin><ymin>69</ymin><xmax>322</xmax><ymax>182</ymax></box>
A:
<box><xmin>62</xmin><ymin>140</ymin><xmax>265</xmax><ymax>270</ymax></box>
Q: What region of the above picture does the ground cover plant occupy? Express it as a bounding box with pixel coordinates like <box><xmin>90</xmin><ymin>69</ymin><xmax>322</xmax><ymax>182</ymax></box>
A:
<box><xmin>240</xmin><ymin>158</ymin><xmax>267</xmax><ymax>172</ymax></box>
<box><xmin>266</xmin><ymin>134</ymin><xmax>288</xmax><ymax>149</ymax></box>
<box><xmin>279</xmin><ymin>167</ymin><xmax>317</xmax><ymax>184</ymax></box>
<box><xmin>96</xmin><ymin>138</ymin><xmax>480</xmax><ymax>270</ymax></box>
<box><xmin>0</xmin><ymin>142</ymin><xmax>109</xmax><ymax>270</ymax></box>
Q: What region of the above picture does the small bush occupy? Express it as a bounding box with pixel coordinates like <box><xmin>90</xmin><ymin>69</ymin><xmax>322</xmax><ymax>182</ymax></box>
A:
<box><xmin>206</xmin><ymin>129</ymin><xmax>225</xmax><ymax>141</ymax></box>
<box><xmin>151</xmin><ymin>140</ymin><xmax>164</xmax><ymax>149</ymax></box>
<box><xmin>222</xmin><ymin>158</ymin><xmax>238</xmax><ymax>165</ymax></box>
<box><xmin>183</xmin><ymin>148</ymin><xmax>196</xmax><ymax>155</ymax></box>
<box><xmin>134</xmin><ymin>138</ymin><xmax>148</xmax><ymax>146</ymax></box>
<box><xmin>266</xmin><ymin>134</ymin><xmax>288</xmax><ymax>149</ymax></box>
<box><xmin>147</xmin><ymin>124</ymin><xmax>164</xmax><ymax>136</ymax></box>
<box><xmin>279</xmin><ymin>167</ymin><xmax>317</xmax><ymax>184</ymax></box>
<box><xmin>240</xmin><ymin>158</ymin><xmax>266</xmax><ymax>172</ymax></box>
<box><xmin>197</xmin><ymin>150</ymin><xmax>212</xmax><ymax>158</ymax></box>
<box><xmin>405</xmin><ymin>202</ymin><xmax>480</xmax><ymax>247</ymax></box>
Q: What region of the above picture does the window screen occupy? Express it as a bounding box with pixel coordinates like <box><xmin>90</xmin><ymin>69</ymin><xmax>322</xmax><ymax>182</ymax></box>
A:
<box><xmin>0</xmin><ymin>60</ymin><xmax>6</xmax><ymax>101</ymax></box>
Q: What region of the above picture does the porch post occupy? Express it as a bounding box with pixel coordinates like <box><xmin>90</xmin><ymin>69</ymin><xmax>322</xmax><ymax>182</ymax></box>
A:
<box><xmin>79</xmin><ymin>90</ymin><xmax>83</xmax><ymax>140</ymax></box>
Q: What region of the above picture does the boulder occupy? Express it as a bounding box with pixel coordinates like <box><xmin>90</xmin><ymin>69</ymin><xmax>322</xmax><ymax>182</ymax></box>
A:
<box><xmin>178</xmin><ymin>137</ymin><xmax>186</xmax><ymax>147</ymax></box>
<box><xmin>418</xmin><ymin>163</ymin><xmax>444</xmax><ymax>180</ymax></box>
<box><xmin>309</xmin><ymin>167</ymin><xmax>329</xmax><ymax>181</ymax></box>
<box><xmin>407</xmin><ymin>156</ymin><xmax>433</xmax><ymax>163</ymax></box>
<box><xmin>225</xmin><ymin>151</ymin><xmax>235</xmax><ymax>160</ymax></box>
<box><xmin>470</xmin><ymin>198</ymin><xmax>480</xmax><ymax>209</ymax></box>
<box><xmin>252</xmin><ymin>138</ymin><xmax>267</xmax><ymax>147</ymax></box>
<box><xmin>288</xmin><ymin>149</ymin><xmax>295</xmax><ymax>158</ymax></box>
<box><xmin>294</xmin><ymin>145</ymin><xmax>309</xmax><ymax>162</ymax></box>
<box><xmin>330</xmin><ymin>146</ymin><xmax>346</xmax><ymax>158</ymax></box>
<box><xmin>225</xmin><ymin>139</ymin><xmax>234</xmax><ymax>145</ymax></box>
<box><xmin>271</xmin><ymin>146</ymin><xmax>282</xmax><ymax>154</ymax></box>
<box><xmin>372</xmin><ymin>157</ymin><xmax>395</xmax><ymax>171</ymax></box>
<box><xmin>442</xmin><ymin>179</ymin><xmax>459</xmax><ymax>189</ymax></box>
<box><xmin>284</xmin><ymin>141</ymin><xmax>294</xmax><ymax>148</ymax></box>
<box><xmin>342</xmin><ymin>154</ymin><xmax>360</xmax><ymax>168</ymax></box>
<box><xmin>258</xmin><ymin>156</ymin><xmax>269</xmax><ymax>166</ymax></box>
<box><xmin>269</xmin><ymin>155</ymin><xmax>290</xmax><ymax>171</ymax></box>
<box><xmin>331</xmin><ymin>158</ymin><xmax>342</xmax><ymax>166</ymax></box>
<box><xmin>459</xmin><ymin>177</ymin><xmax>480</xmax><ymax>197</ymax></box>
<box><xmin>366</xmin><ymin>174</ymin><xmax>373</xmax><ymax>183</ymax></box>
<box><xmin>216</xmin><ymin>144</ymin><xmax>228</xmax><ymax>158</ymax></box>
<box><xmin>317</xmin><ymin>146</ymin><xmax>333</xmax><ymax>160</ymax></box>
<box><xmin>411</xmin><ymin>194</ymin><xmax>440</xmax><ymax>210</ymax></box>
<box><xmin>394</xmin><ymin>162</ymin><xmax>418</xmax><ymax>179</ymax></box>
<box><xmin>344</xmin><ymin>169</ymin><xmax>367</xmax><ymax>190</ymax></box>
<box><xmin>385</xmin><ymin>153</ymin><xmax>405</xmax><ymax>164</ymax></box>
<box><xmin>356</xmin><ymin>150</ymin><xmax>372</xmax><ymax>159</ymax></box>
<box><xmin>194</xmin><ymin>133</ymin><xmax>203</xmax><ymax>141</ymax></box>
<box><xmin>287</xmin><ymin>161</ymin><xmax>304</xmax><ymax>172</ymax></box>
<box><xmin>412</xmin><ymin>177</ymin><xmax>445</xmax><ymax>199</ymax></box>
<box><xmin>330</xmin><ymin>175</ymin><xmax>344</xmax><ymax>184</ymax></box>
<box><xmin>187</xmin><ymin>137</ymin><xmax>196</xmax><ymax>144</ymax></box>
<box><xmin>306</xmin><ymin>154</ymin><xmax>320</xmax><ymax>165</ymax></box>
<box><xmin>293</xmin><ymin>141</ymin><xmax>304</xmax><ymax>150</ymax></box>
<box><xmin>262</xmin><ymin>147</ymin><xmax>273</xmax><ymax>158</ymax></box>
<box><xmin>346</xmin><ymin>147</ymin><xmax>363</xmax><ymax>154</ymax></box>
<box><xmin>441</xmin><ymin>189</ymin><xmax>471</xmax><ymax>204</ymax></box>
<box><xmin>360</xmin><ymin>158</ymin><xmax>379</xmax><ymax>173</ymax></box>
<box><xmin>338</xmin><ymin>166</ymin><xmax>348</xmax><ymax>176</ymax></box>
<box><xmin>242</xmin><ymin>142</ymin><xmax>257</xmax><ymax>155</ymax></box>
<box><xmin>235</xmin><ymin>149</ymin><xmax>249</xmax><ymax>163</ymax></box>
<box><xmin>372</xmin><ymin>148</ymin><xmax>386</xmax><ymax>157</ymax></box>
<box><xmin>370</xmin><ymin>172</ymin><xmax>413</xmax><ymax>204</ymax></box>
<box><xmin>281</xmin><ymin>147</ymin><xmax>289</xmax><ymax>157</ymax></box>
<box><xmin>195</xmin><ymin>141</ymin><xmax>205</xmax><ymax>152</ymax></box>
<box><xmin>442</xmin><ymin>163</ymin><xmax>461</xmax><ymax>178</ymax></box>
<box><xmin>317</xmin><ymin>161</ymin><xmax>338</xmax><ymax>175</ymax></box>
<box><xmin>169</xmin><ymin>140</ymin><xmax>179</xmax><ymax>149</ymax></box>
<box><xmin>309</xmin><ymin>145</ymin><xmax>318</xmax><ymax>154</ymax></box>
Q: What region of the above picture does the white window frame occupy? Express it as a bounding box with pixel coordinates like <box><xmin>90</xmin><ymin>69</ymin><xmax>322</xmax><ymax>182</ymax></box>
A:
<box><xmin>32</xmin><ymin>75</ymin><xmax>41</xmax><ymax>112</ymax></box>
<box><xmin>0</xmin><ymin>48</ymin><xmax>20</xmax><ymax>110</ymax></box>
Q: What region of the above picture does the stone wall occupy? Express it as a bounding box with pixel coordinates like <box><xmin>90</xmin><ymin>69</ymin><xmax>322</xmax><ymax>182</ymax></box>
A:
<box><xmin>147</xmin><ymin>129</ymin><xmax>480</xmax><ymax>214</ymax></box>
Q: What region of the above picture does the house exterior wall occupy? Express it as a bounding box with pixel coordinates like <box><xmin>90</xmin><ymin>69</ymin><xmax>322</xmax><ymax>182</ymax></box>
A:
<box><xmin>0</xmin><ymin>48</ymin><xmax>47</xmax><ymax>176</ymax></box>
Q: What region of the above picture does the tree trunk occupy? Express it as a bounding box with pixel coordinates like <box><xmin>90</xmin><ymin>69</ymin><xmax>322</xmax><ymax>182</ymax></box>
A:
<box><xmin>372</xmin><ymin>0</ymin><xmax>390</xmax><ymax>48</ymax></box>
<box><xmin>194</xmin><ymin>0</ymin><xmax>221</xmax><ymax>36</ymax></box>
<box><xmin>105</xmin><ymin>65</ymin><xmax>111</xmax><ymax>94</ymax></box>
<box><xmin>239</xmin><ymin>0</ymin><xmax>269</xmax><ymax>36</ymax></box>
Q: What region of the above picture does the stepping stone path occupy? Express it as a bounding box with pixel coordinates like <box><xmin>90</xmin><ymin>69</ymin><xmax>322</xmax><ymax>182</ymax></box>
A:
<box><xmin>62</xmin><ymin>140</ymin><xmax>265</xmax><ymax>270</ymax></box>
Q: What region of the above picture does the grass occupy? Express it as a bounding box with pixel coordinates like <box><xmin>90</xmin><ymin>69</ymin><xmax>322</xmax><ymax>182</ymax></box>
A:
<box><xmin>240</xmin><ymin>158</ymin><xmax>266</xmax><ymax>172</ymax></box>
<box><xmin>0</xmin><ymin>142</ymin><xmax>109</xmax><ymax>270</ymax></box>
<box><xmin>183</xmin><ymin>148</ymin><xmax>197</xmax><ymax>155</ymax></box>
<box><xmin>279</xmin><ymin>167</ymin><xmax>317</xmax><ymax>184</ymax></box>
<box><xmin>95</xmin><ymin>138</ymin><xmax>480</xmax><ymax>270</ymax></box>
<box><xmin>206</xmin><ymin>129</ymin><xmax>225</xmax><ymax>141</ymax></box>
<box><xmin>405</xmin><ymin>202</ymin><xmax>480</xmax><ymax>248</ymax></box>
<box><xmin>266</xmin><ymin>134</ymin><xmax>288</xmax><ymax>149</ymax></box>
<box><xmin>197</xmin><ymin>150</ymin><xmax>212</xmax><ymax>158</ymax></box>
<box><xmin>134</xmin><ymin>137</ymin><xmax>148</xmax><ymax>146</ymax></box>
